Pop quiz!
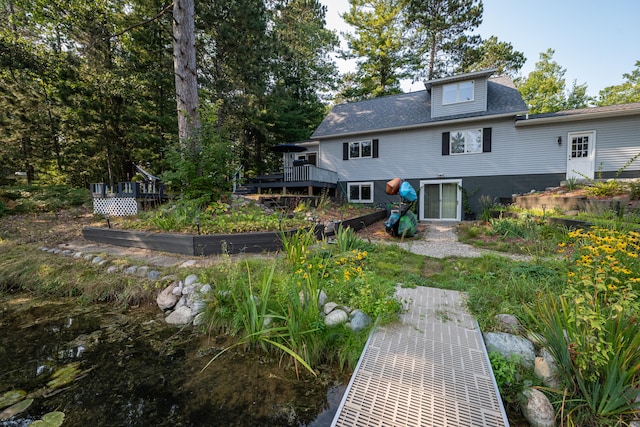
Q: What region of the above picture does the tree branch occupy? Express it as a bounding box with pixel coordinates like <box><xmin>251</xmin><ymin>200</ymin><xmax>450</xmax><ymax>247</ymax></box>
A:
<box><xmin>109</xmin><ymin>2</ymin><xmax>174</xmax><ymax>40</ymax></box>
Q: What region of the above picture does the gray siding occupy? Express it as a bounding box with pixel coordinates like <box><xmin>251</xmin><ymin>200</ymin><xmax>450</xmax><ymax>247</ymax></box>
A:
<box><xmin>431</xmin><ymin>78</ymin><xmax>488</xmax><ymax>118</ymax></box>
<box><xmin>320</xmin><ymin>114</ymin><xmax>640</xmax><ymax>188</ymax></box>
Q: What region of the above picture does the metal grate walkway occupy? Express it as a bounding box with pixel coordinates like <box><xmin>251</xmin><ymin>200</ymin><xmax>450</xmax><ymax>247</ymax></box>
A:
<box><xmin>332</xmin><ymin>287</ymin><xmax>509</xmax><ymax>427</ymax></box>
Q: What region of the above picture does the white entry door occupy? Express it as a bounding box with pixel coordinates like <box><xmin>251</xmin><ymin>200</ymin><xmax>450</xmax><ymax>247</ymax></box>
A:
<box><xmin>419</xmin><ymin>179</ymin><xmax>462</xmax><ymax>221</ymax></box>
<box><xmin>566</xmin><ymin>131</ymin><xmax>596</xmax><ymax>180</ymax></box>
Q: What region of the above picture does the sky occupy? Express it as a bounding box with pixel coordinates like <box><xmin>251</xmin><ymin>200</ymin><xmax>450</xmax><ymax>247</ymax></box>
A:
<box><xmin>319</xmin><ymin>0</ymin><xmax>640</xmax><ymax>97</ymax></box>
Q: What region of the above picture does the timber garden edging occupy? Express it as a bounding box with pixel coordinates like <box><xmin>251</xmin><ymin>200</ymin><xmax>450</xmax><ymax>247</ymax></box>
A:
<box><xmin>82</xmin><ymin>209</ymin><xmax>387</xmax><ymax>256</ymax></box>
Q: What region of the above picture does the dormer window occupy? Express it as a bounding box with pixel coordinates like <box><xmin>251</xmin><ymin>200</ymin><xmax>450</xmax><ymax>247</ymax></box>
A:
<box><xmin>443</xmin><ymin>81</ymin><xmax>474</xmax><ymax>104</ymax></box>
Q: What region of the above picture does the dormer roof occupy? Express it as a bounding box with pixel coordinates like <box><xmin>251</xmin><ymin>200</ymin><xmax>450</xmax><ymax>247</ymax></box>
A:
<box><xmin>424</xmin><ymin>68</ymin><xmax>498</xmax><ymax>91</ymax></box>
<box><xmin>312</xmin><ymin>74</ymin><xmax>527</xmax><ymax>139</ymax></box>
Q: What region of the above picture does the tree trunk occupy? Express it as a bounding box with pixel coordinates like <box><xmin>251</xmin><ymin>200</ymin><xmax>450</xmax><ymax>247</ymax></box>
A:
<box><xmin>172</xmin><ymin>0</ymin><xmax>200</xmax><ymax>151</ymax></box>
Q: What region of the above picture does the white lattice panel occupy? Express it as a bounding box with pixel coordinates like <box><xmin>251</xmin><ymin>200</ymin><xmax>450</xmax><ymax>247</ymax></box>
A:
<box><xmin>93</xmin><ymin>198</ymin><xmax>138</xmax><ymax>216</ymax></box>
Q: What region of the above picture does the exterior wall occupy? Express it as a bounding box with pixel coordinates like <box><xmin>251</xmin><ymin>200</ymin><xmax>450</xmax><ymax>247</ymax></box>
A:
<box><xmin>431</xmin><ymin>78</ymin><xmax>488</xmax><ymax>118</ymax></box>
<box><xmin>320</xmin><ymin>106</ymin><xmax>640</xmax><ymax>220</ymax></box>
<box><xmin>319</xmin><ymin>116</ymin><xmax>568</xmax><ymax>184</ymax></box>
<box><xmin>337</xmin><ymin>173</ymin><xmax>565</xmax><ymax>217</ymax></box>
<box><xmin>516</xmin><ymin>114</ymin><xmax>640</xmax><ymax>175</ymax></box>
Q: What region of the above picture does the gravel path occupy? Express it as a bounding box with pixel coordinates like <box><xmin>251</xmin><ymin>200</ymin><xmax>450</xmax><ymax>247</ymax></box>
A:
<box><xmin>378</xmin><ymin>222</ymin><xmax>532</xmax><ymax>261</ymax></box>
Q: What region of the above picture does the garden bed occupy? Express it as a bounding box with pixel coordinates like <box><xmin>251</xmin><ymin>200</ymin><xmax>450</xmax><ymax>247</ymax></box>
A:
<box><xmin>82</xmin><ymin>209</ymin><xmax>387</xmax><ymax>255</ymax></box>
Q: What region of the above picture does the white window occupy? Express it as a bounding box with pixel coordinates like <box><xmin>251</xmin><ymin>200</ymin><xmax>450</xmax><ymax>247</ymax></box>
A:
<box><xmin>348</xmin><ymin>182</ymin><xmax>373</xmax><ymax>203</ymax></box>
<box><xmin>450</xmin><ymin>129</ymin><xmax>482</xmax><ymax>154</ymax></box>
<box><xmin>443</xmin><ymin>81</ymin><xmax>474</xmax><ymax>104</ymax></box>
<box><xmin>349</xmin><ymin>140</ymin><xmax>372</xmax><ymax>159</ymax></box>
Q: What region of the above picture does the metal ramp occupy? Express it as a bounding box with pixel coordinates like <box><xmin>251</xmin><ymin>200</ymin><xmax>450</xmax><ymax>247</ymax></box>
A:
<box><xmin>332</xmin><ymin>287</ymin><xmax>509</xmax><ymax>427</ymax></box>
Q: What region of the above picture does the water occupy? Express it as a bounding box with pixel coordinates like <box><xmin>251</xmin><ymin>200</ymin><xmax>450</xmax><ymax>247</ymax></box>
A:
<box><xmin>0</xmin><ymin>295</ymin><xmax>346</xmax><ymax>426</ymax></box>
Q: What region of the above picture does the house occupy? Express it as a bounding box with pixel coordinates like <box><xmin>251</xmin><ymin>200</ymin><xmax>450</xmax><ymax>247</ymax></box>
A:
<box><xmin>309</xmin><ymin>69</ymin><xmax>640</xmax><ymax>220</ymax></box>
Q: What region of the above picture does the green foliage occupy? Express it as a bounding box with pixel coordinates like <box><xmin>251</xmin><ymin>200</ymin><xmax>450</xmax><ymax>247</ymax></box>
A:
<box><xmin>30</xmin><ymin>411</ymin><xmax>65</xmax><ymax>427</ymax></box>
<box><xmin>526</xmin><ymin>227</ymin><xmax>640</xmax><ymax>425</ymax></box>
<box><xmin>127</xmin><ymin>199</ymin><xmax>308</xmax><ymax>234</ymax></box>
<box><xmin>597</xmin><ymin>60</ymin><xmax>640</xmax><ymax>106</ymax></box>
<box><xmin>404</xmin><ymin>0</ymin><xmax>483</xmax><ymax>80</ymax></box>
<box><xmin>478</xmin><ymin>194</ymin><xmax>495</xmax><ymax>222</ymax></box>
<box><xmin>0</xmin><ymin>185</ymin><xmax>90</xmax><ymax>215</ymax></box>
<box><xmin>516</xmin><ymin>48</ymin><xmax>591</xmax><ymax>113</ymax></box>
<box><xmin>488</xmin><ymin>351</ymin><xmax>522</xmax><ymax>403</ymax></box>
<box><xmin>162</xmin><ymin>104</ymin><xmax>235</xmax><ymax>203</ymax></box>
<box><xmin>334</xmin><ymin>225</ymin><xmax>361</xmax><ymax>253</ymax></box>
<box><xmin>339</xmin><ymin>0</ymin><xmax>408</xmax><ymax>100</ymax></box>
<box><xmin>461</xmin><ymin>36</ymin><xmax>525</xmax><ymax>79</ymax></box>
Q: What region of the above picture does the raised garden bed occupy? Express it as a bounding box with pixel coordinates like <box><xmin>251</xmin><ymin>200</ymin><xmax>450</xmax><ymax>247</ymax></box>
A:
<box><xmin>82</xmin><ymin>209</ymin><xmax>387</xmax><ymax>255</ymax></box>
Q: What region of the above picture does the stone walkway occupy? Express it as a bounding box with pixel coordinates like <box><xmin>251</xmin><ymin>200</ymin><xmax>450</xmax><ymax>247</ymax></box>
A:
<box><xmin>382</xmin><ymin>221</ymin><xmax>531</xmax><ymax>261</ymax></box>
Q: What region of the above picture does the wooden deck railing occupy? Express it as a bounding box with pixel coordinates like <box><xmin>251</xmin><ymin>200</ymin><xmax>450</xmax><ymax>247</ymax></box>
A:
<box><xmin>283</xmin><ymin>165</ymin><xmax>338</xmax><ymax>183</ymax></box>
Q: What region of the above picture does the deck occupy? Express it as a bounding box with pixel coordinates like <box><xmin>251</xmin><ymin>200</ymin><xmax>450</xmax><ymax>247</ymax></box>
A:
<box><xmin>332</xmin><ymin>286</ymin><xmax>509</xmax><ymax>427</ymax></box>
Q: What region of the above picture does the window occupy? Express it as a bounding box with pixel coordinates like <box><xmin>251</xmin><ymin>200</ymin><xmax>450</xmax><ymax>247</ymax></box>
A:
<box><xmin>442</xmin><ymin>128</ymin><xmax>491</xmax><ymax>156</ymax></box>
<box><xmin>343</xmin><ymin>139</ymin><xmax>379</xmax><ymax>160</ymax></box>
<box><xmin>349</xmin><ymin>140</ymin><xmax>371</xmax><ymax>159</ymax></box>
<box><xmin>450</xmin><ymin>129</ymin><xmax>482</xmax><ymax>154</ymax></box>
<box><xmin>443</xmin><ymin>81</ymin><xmax>474</xmax><ymax>104</ymax></box>
<box><xmin>348</xmin><ymin>182</ymin><xmax>373</xmax><ymax>203</ymax></box>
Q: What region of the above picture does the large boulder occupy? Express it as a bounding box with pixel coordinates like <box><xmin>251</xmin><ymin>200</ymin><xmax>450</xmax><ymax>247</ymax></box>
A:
<box><xmin>484</xmin><ymin>331</ymin><xmax>536</xmax><ymax>369</ymax></box>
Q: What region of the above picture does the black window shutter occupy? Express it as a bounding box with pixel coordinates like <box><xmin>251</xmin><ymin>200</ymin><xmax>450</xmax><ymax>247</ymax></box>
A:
<box><xmin>373</xmin><ymin>139</ymin><xmax>379</xmax><ymax>158</ymax></box>
<box><xmin>442</xmin><ymin>132</ymin><xmax>450</xmax><ymax>156</ymax></box>
<box><xmin>343</xmin><ymin>142</ymin><xmax>349</xmax><ymax>160</ymax></box>
<box><xmin>483</xmin><ymin>128</ymin><xmax>492</xmax><ymax>152</ymax></box>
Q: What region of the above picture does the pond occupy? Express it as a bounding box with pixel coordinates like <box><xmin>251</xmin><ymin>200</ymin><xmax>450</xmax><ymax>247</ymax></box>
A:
<box><xmin>0</xmin><ymin>295</ymin><xmax>347</xmax><ymax>426</ymax></box>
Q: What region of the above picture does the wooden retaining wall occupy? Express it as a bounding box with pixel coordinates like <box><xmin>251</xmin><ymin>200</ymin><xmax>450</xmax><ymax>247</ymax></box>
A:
<box><xmin>82</xmin><ymin>209</ymin><xmax>387</xmax><ymax>256</ymax></box>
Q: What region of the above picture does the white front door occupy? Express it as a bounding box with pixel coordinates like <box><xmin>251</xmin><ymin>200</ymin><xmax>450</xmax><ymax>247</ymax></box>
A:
<box><xmin>566</xmin><ymin>131</ymin><xmax>596</xmax><ymax>180</ymax></box>
<box><xmin>419</xmin><ymin>179</ymin><xmax>462</xmax><ymax>221</ymax></box>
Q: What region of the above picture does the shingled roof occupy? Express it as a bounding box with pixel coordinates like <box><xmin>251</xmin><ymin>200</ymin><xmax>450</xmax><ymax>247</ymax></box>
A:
<box><xmin>312</xmin><ymin>75</ymin><xmax>528</xmax><ymax>139</ymax></box>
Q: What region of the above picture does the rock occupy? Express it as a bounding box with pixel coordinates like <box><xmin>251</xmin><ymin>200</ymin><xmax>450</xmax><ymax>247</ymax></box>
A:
<box><xmin>83</xmin><ymin>254</ymin><xmax>94</xmax><ymax>261</ymax></box>
<box><xmin>62</xmin><ymin>250</ymin><xmax>74</xmax><ymax>256</ymax></box>
<box><xmin>157</xmin><ymin>283</ymin><xmax>180</xmax><ymax>311</ymax></box>
<box><xmin>165</xmin><ymin>306</ymin><xmax>194</xmax><ymax>325</ymax></box>
<box><xmin>193</xmin><ymin>312</ymin><xmax>207</xmax><ymax>327</ymax></box>
<box><xmin>324</xmin><ymin>309</ymin><xmax>348</xmax><ymax>327</ymax></box>
<box><xmin>184</xmin><ymin>274</ymin><xmax>199</xmax><ymax>286</ymax></box>
<box><xmin>172</xmin><ymin>285</ymin><xmax>183</xmax><ymax>296</ymax></box>
<box><xmin>190</xmin><ymin>299</ymin><xmax>207</xmax><ymax>315</ymax></box>
<box><xmin>73</xmin><ymin>252</ymin><xmax>84</xmax><ymax>258</ymax></box>
<box><xmin>349</xmin><ymin>310</ymin><xmax>372</xmax><ymax>332</ymax></box>
<box><xmin>98</xmin><ymin>260</ymin><xmax>108</xmax><ymax>267</ymax></box>
<box><xmin>318</xmin><ymin>290</ymin><xmax>328</xmax><ymax>308</ymax></box>
<box><xmin>520</xmin><ymin>388</ymin><xmax>555</xmax><ymax>427</ymax></box>
<box><xmin>125</xmin><ymin>266</ymin><xmax>138</xmax><ymax>275</ymax></box>
<box><xmin>494</xmin><ymin>314</ymin><xmax>522</xmax><ymax>334</ymax></box>
<box><xmin>147</xmin><ymin>270</ymin><xmax>161</xmax><ymax>280</ymax></box>
<box><xmin>174</xmin><ymin>296</ymin><xmax>187</xmax><ymax>309</ymax></box>
<box><xmin>323</xmin><ymin>302</ymin><xmax>338</xmax><ymax>315</ymax></box>
<box><xmin>136</xmin><ymin>266</ymin><xmax>149</xmax><ymax>277</ymax></box>
<box><xmin>199</xmin><ymin>284</ymin><xmax>212</xmax><ymax>294</ymax></box>
<box><xmin>180</xmin><ymin>260</ymin><xmax>197</xmax><ymax>268</ymax></box>
<box><xmin>91</xmin><ymin>256</ymin><xmax>103</xmax><ymax>264</ymax></box>
<box><xmin>535</xmin><ymin>348</ymin><xmax>561</xmax><ymax>389</ymax></box>
<box><xmin>106</xmin><ymin>266</ymin><xmax>118</xmax><ymax>274</ymax></box>
<box><xmin>182</xmin><ymin>285</ymin><xmax>195</xmax><ymax>296</ymax></box>
<box><xmin>484</xmin><ymin>332</ymin><xmax>536</xmax><ymax>369</ymax></box>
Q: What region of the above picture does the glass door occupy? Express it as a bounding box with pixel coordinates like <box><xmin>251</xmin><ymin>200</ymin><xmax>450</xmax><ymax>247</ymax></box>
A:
<box><xmin>420</xmin><ymin>180</ymin><xmax>462</xmax><ymax>221</ymax></box>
